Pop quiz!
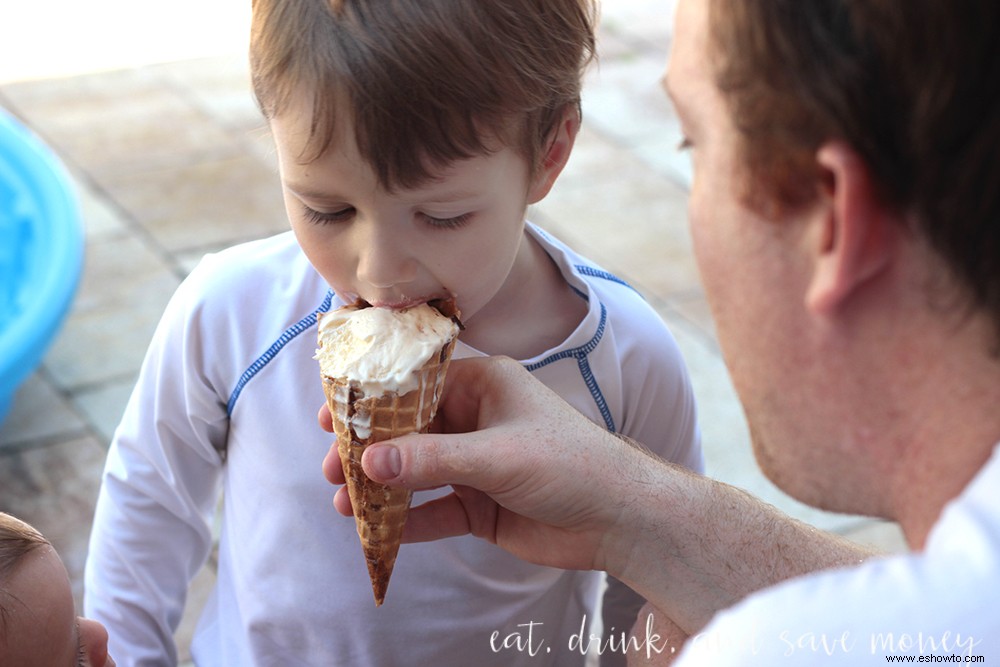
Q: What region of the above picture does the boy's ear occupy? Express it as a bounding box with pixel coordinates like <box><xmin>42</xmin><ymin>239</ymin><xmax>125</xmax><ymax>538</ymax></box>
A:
<box><xmin>527</xmin><ymin>107</ymin><xmax>581</xmax><ymax>204</ymax></box>
<box><xmin>805</xmin><ymin>141</ymin><xmax>899</xmax><ymax>316</ymax></box>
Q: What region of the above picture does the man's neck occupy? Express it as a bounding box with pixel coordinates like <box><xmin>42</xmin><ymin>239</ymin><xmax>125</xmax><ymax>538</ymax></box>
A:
<box><xmin>886</xmin><ymin>314</ymin><xmax>1000</xmax><ymax>549</ymax></box>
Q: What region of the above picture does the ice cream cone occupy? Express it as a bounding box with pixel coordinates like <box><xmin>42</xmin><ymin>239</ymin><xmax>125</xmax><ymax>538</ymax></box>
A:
<box><xmin>318</xmin><ymin>300</ymin><xmax>460</xmax><ymax>606</ymax></box>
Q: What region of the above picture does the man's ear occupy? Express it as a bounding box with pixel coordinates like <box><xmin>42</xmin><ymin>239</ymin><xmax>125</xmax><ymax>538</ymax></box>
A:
<box><xmin>806</xmin><ymin>141</ymin><xmax>899</xmax><ymax>316</ymax></box>
<box><xmin>527</xmin><ymin>106</ymin><xmax>581</xmax><ymax>204</ymax></box>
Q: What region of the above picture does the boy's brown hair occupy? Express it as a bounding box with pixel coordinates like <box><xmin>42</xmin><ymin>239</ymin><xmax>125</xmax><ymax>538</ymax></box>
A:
<box><xmin>250</xmin><ymin>0</ymin><xmax>597</xmax><ymax>191</ymax></box>
<box><xmin>708</xmin><ymin>0</ymin><xmax>1000</xmax><ymax>333</ymax></box>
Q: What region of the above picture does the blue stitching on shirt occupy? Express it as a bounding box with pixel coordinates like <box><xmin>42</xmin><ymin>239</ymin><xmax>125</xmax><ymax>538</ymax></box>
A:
<box><xmin>569</xmin><ymin>283</ymin><xmax>588</xmax><ymax>301</ymax></box>
<box><xmin>575</xmin><ymin>265</ymin><xmax>639</xmax><ymax>294</ymax></box>
<box><xmin>523</xmin><ymin>302</ymin><xmax>616</xmax><ymax>433</ymax></box>
<box><xmin>227</xmin><ymin>290</ymin><xmax>335</xmax><ymax>415</ymax></box>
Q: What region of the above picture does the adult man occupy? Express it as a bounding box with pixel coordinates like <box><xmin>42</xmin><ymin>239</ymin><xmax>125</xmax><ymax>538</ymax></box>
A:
<box><xmin>323</xmin><ymin>0</ymin><xmax>999</xmax><ymax>663</ymax></box>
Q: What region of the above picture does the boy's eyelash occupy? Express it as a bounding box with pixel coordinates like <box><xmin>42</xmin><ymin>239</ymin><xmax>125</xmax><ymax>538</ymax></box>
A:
<box><xmin>301</xmin><ymin>204</ymin><xmax>353</xmax><ymax>225</ymax></box>
<box><xmin>677</xmin><ymin>136</ymin><xmax>693</xmax><ymax>151</ymax></box>
<box><xmin>421</xmin><ymin>212</ymin><xmax>473</xmax><ymax>229</ymax></box>
<box><xmin>301</xmin><ymin>203</ymin><xmax>472</xmax><ymax>230</ymax></box>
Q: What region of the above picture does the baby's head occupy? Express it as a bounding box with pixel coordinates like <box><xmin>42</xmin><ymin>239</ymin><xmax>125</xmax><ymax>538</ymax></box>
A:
<box><xmin>1</xmin><ymin>513</ymin><xmax>113</xmax><ymax>666</ymax></box>
<box><xmin>250</xmin><ymin>0</ymin><xmax>597</xmax><ymax>188</ymax></box>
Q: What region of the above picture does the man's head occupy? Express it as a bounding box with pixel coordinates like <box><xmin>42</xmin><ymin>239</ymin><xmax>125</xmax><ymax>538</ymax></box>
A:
<box><xmin>709</xmin><ymin>0</ymin><xmax>1000</xmax><ymax>336</ymax></box>
<box><xmin>666</xmin><ymin>0</ymin><xmax>1000</xmax><ymax>526</ymax></box>
<box><xmin>250</xmin><ymin>0</ymin><xmax>597</xmax><ymax>190</ymax></box>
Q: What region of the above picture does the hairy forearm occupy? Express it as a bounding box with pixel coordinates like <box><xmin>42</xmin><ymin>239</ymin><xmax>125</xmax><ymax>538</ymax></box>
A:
<box><xmin>601</xmin><ymin>439</ymin><xmax>872</xmax><ymax>634</ymax></box>
<box><xmin>353</xmin><ymin>356</ymin><xmax>874</xmax><ymax>634</ymax></box>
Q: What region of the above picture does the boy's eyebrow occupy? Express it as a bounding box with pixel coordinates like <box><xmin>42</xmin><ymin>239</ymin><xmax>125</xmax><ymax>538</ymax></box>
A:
<box><xmin>416</xmin><ymin>190</ymin><xmax>484</xmax><ymax>204</ymax></box>
<box><xmin>284</xmin><ymin>183</ymin><xmax>346</xmax><ymax>203</ymax></box>
<box><xmin>285</xmin><ymin>181</ymin><xmax>484</xmax><ymax>204</ymax></box>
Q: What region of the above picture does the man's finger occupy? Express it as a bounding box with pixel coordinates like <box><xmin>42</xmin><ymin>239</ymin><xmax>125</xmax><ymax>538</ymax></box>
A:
<box><xmin>361</xmin><ymin>431</ymin><xmax>489</xmax><ymax>489</ymax></box>
<box><xmin>332</xmin><ymin>485</ymin><xmax>353</xmax><ymax>516</ymax></box>
<box><xmin>323</xmin><ymin>445</ymin><xmax>345</xmax><ymax>484</ymax></box>
<box><xmin>317</xmin><ymin>402</ymin><xmax>334</xmax><ymax>433</ymax></box>
<box><xmin>402</xmin><ymin>493</ymin><xmax>476</xmax><ymax>542</ymax></box>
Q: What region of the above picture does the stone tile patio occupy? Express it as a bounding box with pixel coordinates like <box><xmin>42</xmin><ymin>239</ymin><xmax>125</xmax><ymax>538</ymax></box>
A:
<box><xmin>0</xmin><ymin>1</ymin><xmax>905</xmax><ymax>663</ymax></box>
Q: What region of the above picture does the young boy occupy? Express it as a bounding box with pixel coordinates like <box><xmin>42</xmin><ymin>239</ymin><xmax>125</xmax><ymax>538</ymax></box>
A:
<box><xmin>0</xmin><ymin>513</ymin><xmax>114</xmax><ymax>666</ymax></box>
<box><xmin>85</xmin><ymin>1</ymin><xmax>703</xmax><ymax>664</ymax></box>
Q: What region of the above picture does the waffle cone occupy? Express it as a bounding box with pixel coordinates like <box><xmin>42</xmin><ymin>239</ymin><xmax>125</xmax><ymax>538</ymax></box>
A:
<box><xmin>323</xmin><ymin>336</ymin><xmax>457</xmax><ymax>606</ymax></box>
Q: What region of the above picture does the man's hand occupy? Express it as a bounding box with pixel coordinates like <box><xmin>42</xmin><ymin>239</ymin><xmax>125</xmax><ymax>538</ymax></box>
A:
<box><xmin>319</xmin><ymin>356</ymin><xmax>872</xmax><ymax>634</ymax></box>
<box><xmin>320</xmin><ymin>356</ymin><xmax>651</xmax><ymax>573</ymax></box>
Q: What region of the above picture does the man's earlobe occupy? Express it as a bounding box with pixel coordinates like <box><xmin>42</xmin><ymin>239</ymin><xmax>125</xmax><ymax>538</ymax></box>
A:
<box><xmin>806</xmin><ymin>141</ymin><xmax>898</xmax><ymax>316</ymax></box>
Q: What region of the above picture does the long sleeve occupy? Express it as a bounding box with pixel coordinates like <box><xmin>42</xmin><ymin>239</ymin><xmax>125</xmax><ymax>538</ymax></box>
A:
<box><xmin>85</xmin><ymin>266</ymin><xmax>228</xmax><ymax>666</ymax></box>
<box><xmin>82</xmin><ymin>228</ymin><xmax>706</xmax><ymax>666</ymax></box>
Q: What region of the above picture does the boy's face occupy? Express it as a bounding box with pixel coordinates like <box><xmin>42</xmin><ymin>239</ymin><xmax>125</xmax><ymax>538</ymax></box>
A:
<box><xmin>272</xmin><ymin>96</ymin><xmax>549</xmax><ymax>324</ymax></box>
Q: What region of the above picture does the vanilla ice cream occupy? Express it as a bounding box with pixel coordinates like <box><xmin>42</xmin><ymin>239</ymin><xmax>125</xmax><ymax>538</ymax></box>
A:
<box><xmin>316</xmin><ymin>303</ymin><xmax>460</xmax><ymax>398</ymax></box>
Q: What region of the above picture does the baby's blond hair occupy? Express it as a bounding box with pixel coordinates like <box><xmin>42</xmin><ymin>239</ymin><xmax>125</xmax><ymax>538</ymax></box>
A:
<box><xmin>0</xmin><ymin>513</ymin><xmax>50</xmax><ymax>644</ymax></box>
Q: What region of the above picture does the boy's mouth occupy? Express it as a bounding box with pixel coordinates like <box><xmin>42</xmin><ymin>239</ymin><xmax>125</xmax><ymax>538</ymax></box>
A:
<box><xmin>343</xmin><ymin>296</ymin><xmax>464</xmax><ymax>329</ymax></box>
<box><xmin>356</xmin><ymin>289</ymin><xmax>458</xmax><ymax>312</ymax></box>
<box><xmin>350</xmin><ymin>295</ymin><xmax>451</xmax><ymax>311</ymax></box>
<box><xmin>367</xmin><ymin>298</ymin><xmax>421</xmax><ymax>310</ymax></box>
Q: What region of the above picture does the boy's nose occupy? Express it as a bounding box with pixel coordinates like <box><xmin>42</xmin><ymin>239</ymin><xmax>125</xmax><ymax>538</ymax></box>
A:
<box><xmin>355</xmin><ymin>221</ymin><xmax>416</xmax><ymax>290</ymax></box>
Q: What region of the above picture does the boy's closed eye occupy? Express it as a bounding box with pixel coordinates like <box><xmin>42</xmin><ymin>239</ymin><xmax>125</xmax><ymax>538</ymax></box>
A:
<box><xmin>416</xmin><ymin>211</ymin><xmax>474</xmax><ymax>229</ymax></box>
<box><xmin>300</xmin><ymin>202</ymin><xmax>473</xmax><ymax>230</ymax></box>
<box><xmin>301</xmin><ymin>203</ymin><xmax>356</xmax><ymax>225</ymax></box>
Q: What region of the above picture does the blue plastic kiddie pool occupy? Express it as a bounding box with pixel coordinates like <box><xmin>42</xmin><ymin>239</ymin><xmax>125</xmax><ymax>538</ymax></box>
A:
<box><xmin>0</xmin><ymin>108</ymin><xmax>83</xmax><ymax>424</ymax></box>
